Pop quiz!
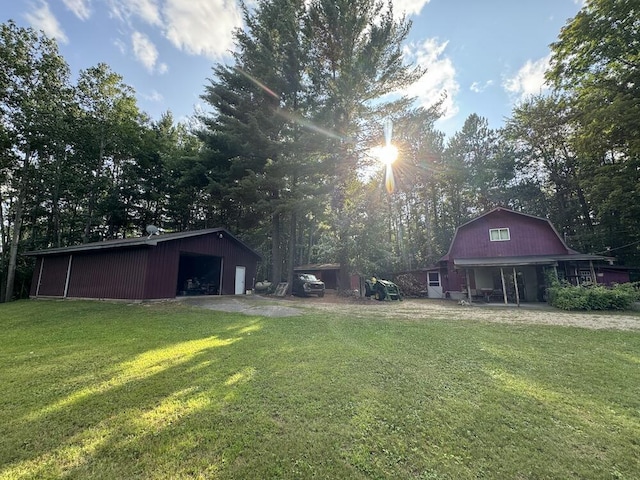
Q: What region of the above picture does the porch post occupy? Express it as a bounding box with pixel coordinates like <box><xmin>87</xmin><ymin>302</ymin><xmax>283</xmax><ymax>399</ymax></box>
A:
<box><xmin>465</xmin><ymin>269</ymin><xmax>473</xmax><ymax>302</ymax></box>
<box><xmin>512</xmin><ymin>267</ymin><xmax>520</xmax><ymax>307</ymax></box>
<box><xmin>500</xmin><ymin>267</ymin><xmax>508</xmax><ymax>304</ymax></box>
<box><xmin>589</xmin><ymin>260</ymin><xmax>597</xmax><ymax>285</ymax></box>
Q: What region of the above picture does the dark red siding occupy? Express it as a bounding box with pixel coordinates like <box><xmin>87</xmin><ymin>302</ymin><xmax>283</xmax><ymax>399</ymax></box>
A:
<box><xmin>445</xmin><ymin>266</ymin><xmax>468</xmax><ymax>293</ymax></box>
<box><xmin>599</xmin><ymin>268</ymin><xmax>630</xmax><ymax>285</ymax></box>
<box><xmin>67</xmin><ymin>248</ymin><xmax>149</xmax><ymax>299</ymax></box>
<box><xmin>144</xmin><ymin>241</ymin><xmax>180</xmax><ymax>298</ymax></box>
<box><xmin>178</xmin><ymin>234</ymin><xmax>257</xmax><ymax>295</ymax></box>
<box><xmin>33</xmin><ymin>255</ymin><xmax>70</xmax><ymax>296</ymax></box>
<box><xmin>29</xmin><ymin>230</ymin><xmax>260</xmax><ymax>300</ymax></box>
<box><xmin>141</xmin><ymin>234</ymin><xmax>258</xmax><ymax>297</ymax></box>
<box><xmin>450</xmin><ymin>210</ymin><xmax>568</xmax><ymax>259</ymax></box>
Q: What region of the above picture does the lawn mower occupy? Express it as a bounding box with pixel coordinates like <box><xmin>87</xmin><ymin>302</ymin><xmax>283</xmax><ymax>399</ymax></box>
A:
<box><xmin>364</xmin><ymin>277</ymin><xmax>402</xmax><ymax>301</ymax></box>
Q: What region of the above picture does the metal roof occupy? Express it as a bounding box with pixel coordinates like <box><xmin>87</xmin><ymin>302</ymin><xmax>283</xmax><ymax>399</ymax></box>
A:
<box><xmin>294</xmin><ymin>263</ymin><xmax>340</xmax><ymax>271</ymax></box>
<box><xmin>24</xmin><ymin>228</ymin><xmax>262</xmax><ymax>259</ymax></box>
<box><xmin>453</xmin><ymin>254</ymin><xmax>612</xmax><ymax>268</ymax></box>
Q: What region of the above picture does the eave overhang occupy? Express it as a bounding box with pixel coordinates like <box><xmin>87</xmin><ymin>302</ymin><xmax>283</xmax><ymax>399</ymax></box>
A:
<box><xmin>453</xmin><ymin>254</ymin><xmax>613</xmax><ymax>268</ymax></box>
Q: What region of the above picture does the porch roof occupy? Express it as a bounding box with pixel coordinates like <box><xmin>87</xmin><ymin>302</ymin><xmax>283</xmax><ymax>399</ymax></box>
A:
<box><xmin>453</xmin><ymin>254</ymin><xmax>611</xmax><ymax>268</ymax></box>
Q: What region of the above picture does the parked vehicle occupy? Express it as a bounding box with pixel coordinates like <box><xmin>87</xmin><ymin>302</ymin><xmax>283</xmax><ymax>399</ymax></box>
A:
<box><xmin>364</xmin><ymin>277</ymin><xmax>402</xmax><ymax>301</ymax></box>
<box><xmin>292</xmin><ymin>273</ymin><xmax>325</xmax><ymax>297</ymax></box>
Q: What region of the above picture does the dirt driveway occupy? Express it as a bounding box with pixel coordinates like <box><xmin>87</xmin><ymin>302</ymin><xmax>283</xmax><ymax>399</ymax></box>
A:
<box><xmin>181</xmin><ymin>293</ymin><xmax>640</xmax><ymax>331</ymax></box>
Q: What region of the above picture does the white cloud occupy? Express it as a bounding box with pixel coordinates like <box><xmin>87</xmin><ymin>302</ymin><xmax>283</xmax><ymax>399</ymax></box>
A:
<box><xmin>132</xmin><ymin>31</ymin><xmax>160</xmax><ymax>73</ymax></box>
<box><xmin>157</xmin><ymin>62</ymin><xmax>168</xmax><ymax>74</ymax></box>
<box><xmin>470</xmin><ymin>80</ymin><xmax>493</xmax><ymax>93</ymax></box>
<box><xmin>108</xmin><ymin>0</ymin><xmax>424</xmax><ymax>68</ymax></box>
<box><xmin>393</xmin><ymin>0</ymin><xmax>431</xmax><ymax>17</ymax></box>
<box><xmin>402</xmin><ymin>38</ymin><xmax>459</xmax><ymax>120</ymax></box>
<box><xmin>114</xmin><ymin>38</ymin><xmax>127</xmax><ymax>54</ymax></box>
<box><xmin>162</xmin><ymin>0</ymin><xmax>242</xmax><ymax>59</ymax></box>
<box><xmin>503</xmin><ymin>56</ymin><xmax>550</xmax><ymax>101</ymax></box>
<box><xmin>62</xmin><ymin>0</ymin><xmax>91</xmax><ymax>20</ymax></box>
<box><xmin>107</xmin><ymin>0</ymin><xmax>162</xmax><ymax>27</ymax></box>
<box><xmin>143</xmin><ymin>89</ymin><xmax>163</xmax><ymax>102</ymax></box>
<box><xmin>25</xmin><ymin>0</ymin><xmax>69</xmax><ymax>44</ymax></box>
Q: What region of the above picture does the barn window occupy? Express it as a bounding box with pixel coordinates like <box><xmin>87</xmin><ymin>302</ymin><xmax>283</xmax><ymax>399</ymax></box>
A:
<box><xmin>489</xmin><ymin>228</ymin><xmax>510</xmax><ymax>241</ymax></box>
<box><xmin>428</xmin><ymin>272</ymin><xmax>440</xmax><ymax>287</ymax></box>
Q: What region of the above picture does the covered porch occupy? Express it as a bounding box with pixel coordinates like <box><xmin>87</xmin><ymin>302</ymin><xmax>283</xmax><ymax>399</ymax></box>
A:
<box><xmin>453</xmin><ymin>254</ymin><xmax>612</xmax><ymax>306</ymax></box>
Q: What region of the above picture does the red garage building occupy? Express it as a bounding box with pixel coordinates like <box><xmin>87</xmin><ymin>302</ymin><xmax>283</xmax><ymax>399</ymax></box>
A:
<box><xmin>26</xmin><ymin>228</ymin><xmax>261</xmax><ymax>300</ymax></box>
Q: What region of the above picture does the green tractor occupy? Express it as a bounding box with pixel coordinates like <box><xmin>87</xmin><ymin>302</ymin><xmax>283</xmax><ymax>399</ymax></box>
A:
<box><xmin>364</xmin><ymin>277</ymin><xmax>402</xmax><ymax>301</ymax></box>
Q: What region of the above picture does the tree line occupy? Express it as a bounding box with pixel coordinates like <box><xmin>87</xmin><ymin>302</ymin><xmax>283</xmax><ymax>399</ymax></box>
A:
<box><xmin>1</xmin><ymin>0</ymin><xmax>638</xmax><ymax>301</ymax></box>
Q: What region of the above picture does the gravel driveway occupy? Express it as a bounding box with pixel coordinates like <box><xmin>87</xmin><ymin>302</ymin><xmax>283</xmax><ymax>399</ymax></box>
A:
<box><xmin>181</xmin><ymin>294</ymin><xmax>640</xmax><ymax>330</ymax></box>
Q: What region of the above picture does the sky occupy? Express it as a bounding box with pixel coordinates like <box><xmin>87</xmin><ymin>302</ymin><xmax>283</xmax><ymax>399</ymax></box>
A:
<box><xmin>4</xmin><ymin>0</ymin><xmax>585</xmax><ymax>137</ymax></box>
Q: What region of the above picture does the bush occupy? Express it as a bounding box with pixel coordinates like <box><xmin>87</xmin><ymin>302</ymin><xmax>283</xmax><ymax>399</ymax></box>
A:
<box><xmin>548</xmin><ymin>282</ymin><xmax>639</xmax><ymax>311</ymax></box>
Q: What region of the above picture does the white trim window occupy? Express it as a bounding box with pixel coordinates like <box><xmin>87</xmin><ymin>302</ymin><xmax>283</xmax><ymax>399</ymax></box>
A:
<box><xmin>579</xmin><ymin>269</ymin><xmax>592</xmax><ymax>284</ymax></box>
<box><xmin>489</xmin><ymin>228</ymin><xmax>510</xmax><ymax>241</ymax></box>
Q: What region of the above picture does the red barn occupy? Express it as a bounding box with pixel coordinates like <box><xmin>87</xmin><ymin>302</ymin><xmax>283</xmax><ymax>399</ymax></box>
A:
<box><xmin>26</xmin><ymin>228</ymin><xmax>261</xmax><ymax>300</ymax></box>
<box><xmin>425</xmin><ymin>208</ymin><xmax>622</xmax><ymax>304</ymax></box>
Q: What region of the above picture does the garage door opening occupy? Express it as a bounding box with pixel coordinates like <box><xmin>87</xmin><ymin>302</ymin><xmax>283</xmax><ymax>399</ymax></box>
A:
<box><xmin>176</xmin><ymin>253</ymin><xmax>222</xmax><ymax>296</ymax></box>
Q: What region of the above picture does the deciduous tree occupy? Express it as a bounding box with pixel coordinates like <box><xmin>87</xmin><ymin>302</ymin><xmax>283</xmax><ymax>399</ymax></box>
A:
<box><xmin>547</xmin><ymin>0</ymin><xmax>640</xmax><ymax>263</ymax></box>
<box><xmin>0</xmin><ymin>21</ymin><xmax>71</xmax><ymax>301</ymax></box>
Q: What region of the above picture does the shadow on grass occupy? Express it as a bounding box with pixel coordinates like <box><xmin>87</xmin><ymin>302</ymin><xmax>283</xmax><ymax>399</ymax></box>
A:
<box><xmin>1</xmin><ymin>300</ymin><xmax>639</xmax><ymax>479</ymax></box>
<box><xmin>0</xmin><ymin>301</ymin><xmax>268</xmax><ymax>478</ymax></box>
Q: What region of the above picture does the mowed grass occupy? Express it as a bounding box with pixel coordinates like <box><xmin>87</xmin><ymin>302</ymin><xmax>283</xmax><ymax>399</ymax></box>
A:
<box><xmin>1</xmin><ymin>300</ymin><xmax>639</xmax><ymax>479</ymax></box>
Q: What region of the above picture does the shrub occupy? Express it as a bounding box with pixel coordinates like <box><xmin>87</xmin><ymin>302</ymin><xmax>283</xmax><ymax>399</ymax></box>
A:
<box><xmin>548</xmin><ymin>281</ymin><xmax>639</xmax><ymax>311</ymax></box>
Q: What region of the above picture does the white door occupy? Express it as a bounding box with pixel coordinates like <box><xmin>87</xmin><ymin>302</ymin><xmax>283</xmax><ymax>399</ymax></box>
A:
<box><xmin>426</xmin><ymin>271</ymin><xmax>443</xmax><ymax>298</ymax></box>
<box><xmin>235</xmin><ymin>266</ymin><xmax>246</xmax><ymax>295</ymax></box>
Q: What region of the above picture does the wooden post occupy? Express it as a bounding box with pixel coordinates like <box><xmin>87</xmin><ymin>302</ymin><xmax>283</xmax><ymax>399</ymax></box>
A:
<box><xmin>35</xmin><ymin>257</ymin><xmax>44</xmax><ymax>297</ymax></box>
<box><xmin>219</xmin><ymin>257</ymin><xmax>224</xmax><ymax>295</ymax></box>
<box><xmin>500</xmin><ymin>267</ymin><xmax>508</xmax><ymax>304</ymax></box>
<box><xmin>589</xmin><ymin>260</ymin><xmax>597</xmax><ymax>285</ymax></box>
<box><xmin>465</xmin><ymin>269</ymin><xmax>473</xmax><ymax>302</ymax></box>
<box><xmin>513</xmin><ymin>267</ymin><xmax>520</xmax><ymax>307</ymax></box>
<box><xmin>63</xmin><ymin>254</ymin><xmax>73</xmax><ymax>298</ymax></box>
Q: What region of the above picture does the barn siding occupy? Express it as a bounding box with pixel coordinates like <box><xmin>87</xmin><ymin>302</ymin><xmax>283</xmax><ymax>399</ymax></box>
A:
<box><xmin>29</xmin><ymin>229</ymin><xmax>260</xmax><ymax>300</ymax></box>
<box><xmin>140</xmin><ymin>234</ymin><xmax>257</xmax><ymax>297</ymax></box>
<box><xmin>450</xmin><ymin>210</ymin><xmax>568</xmax><ymax>259</ymax></box>
<box><xmin>177</xmin><ymin>234</ymin><xmax>258</xmax><ymax>295</ymax></box>
<box><xmin>33</xmin><ymin>255</ymin><xmax>70</xmax><ymax>297</ymax></box>
<box><xmin>446</xmin><ymin>264</ymin><xmax>474</xmax><ymax>294</ymax></box>
<box><xmin>67</xmin><ymin>248</ymin><xmax>149</xmax><ymax>299</ymax></box>
<box><xmin>599</xmin><ymin>269</ymin><xmax>630</xmax><ymax>285</ymax></box>
<box><xmin>144</xmin><ymin>242</ymin><xmax>181</xmax><ymax>298</ymax></box>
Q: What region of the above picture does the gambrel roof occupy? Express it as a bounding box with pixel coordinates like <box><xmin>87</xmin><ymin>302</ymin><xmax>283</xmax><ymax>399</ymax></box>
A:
<box><xmin>440</xmin><ymin>207</ymin><xmax>612</xmax><ymax>265</ymax></box>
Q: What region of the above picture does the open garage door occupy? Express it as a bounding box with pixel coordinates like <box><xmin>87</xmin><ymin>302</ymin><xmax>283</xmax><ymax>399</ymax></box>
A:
<box><xmin>176</xmin><ymin>253</ymin><xmax>222</xmax><ymax>296</ymax></box>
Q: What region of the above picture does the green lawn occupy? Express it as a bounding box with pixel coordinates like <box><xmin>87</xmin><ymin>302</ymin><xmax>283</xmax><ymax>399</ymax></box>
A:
<box><xmin>1</xmin><ymin>300</ymin><xmax>639</xmax><ymax>479</ymax></box>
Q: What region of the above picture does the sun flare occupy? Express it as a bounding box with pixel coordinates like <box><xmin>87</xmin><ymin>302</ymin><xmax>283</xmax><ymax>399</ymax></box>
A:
<box><xmin>378</xmin><ymin>144</ymin><xmax>398</xmax><ymax>165</ymax></box>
